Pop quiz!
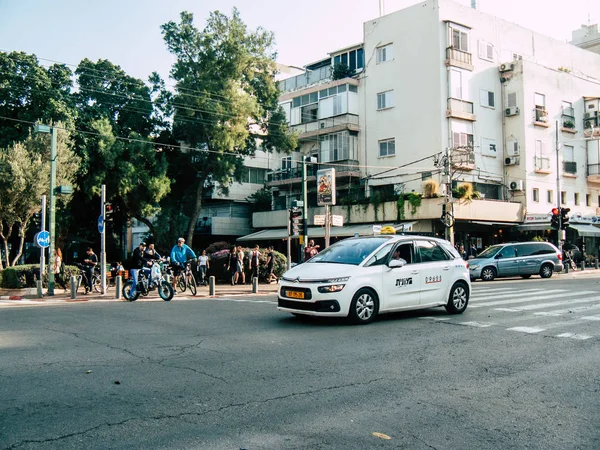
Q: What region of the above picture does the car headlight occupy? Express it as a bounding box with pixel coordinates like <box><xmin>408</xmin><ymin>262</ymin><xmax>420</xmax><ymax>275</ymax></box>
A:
<box><xmin>325</xmin><ymin>277</ymin><xmax>350</xmax><ymax>283</ymax></box>
<box><xmin>318</xmin><ymin>284</ymin><xmax>346</xmax><ymax>293</ymax></box>
<box><xmin>470</xmin><ymin>265</ymin><xmax>479</xmax><ymax>270</ymax></box>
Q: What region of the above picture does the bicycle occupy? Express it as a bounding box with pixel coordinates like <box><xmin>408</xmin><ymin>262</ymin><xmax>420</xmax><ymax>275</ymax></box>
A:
<box><xmin>74</xmin><ymin>263</ymin><xmax>101</xmax><ymax>294</ymax></box>
<box><xmin>173</xmin><ymin>259</ymin><xmax>197</xmax><ymax>296</ymax></box>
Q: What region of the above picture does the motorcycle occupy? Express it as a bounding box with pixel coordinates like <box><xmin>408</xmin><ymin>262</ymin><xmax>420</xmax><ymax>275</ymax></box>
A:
<box><xmin>122</xmin><ymin>259</ymin><xmax>174</xmax><ymax>302</ymax></box>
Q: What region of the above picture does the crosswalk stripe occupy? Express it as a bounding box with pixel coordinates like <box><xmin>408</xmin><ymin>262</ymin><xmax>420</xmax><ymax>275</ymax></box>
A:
<box><xmin>534</xmin><ymin>303</ymin><xmax>600</xmax><ymax>317</ymax></box>
<box><xmin>470</xmin><ymin>289</ymin><xmax>565</xmax><ymax>301</ymax></box>
<box><xmin>555</xmin><ymin>333</ymin><xmax>593</xmax><ymax>340</ymax></box>
<box><xmin>419</xmin><ymin>316</ymin><xmax>450</xmax><ymax>321</ymax></box>
<box><xmin>508</xmin><ymin>326</ymin><xmax>545</xmax><ymax>333</ymax></box>
<box><xmin>469</xmin><ymin>291</ymin><xmax>595</xmax><ymax>308</ymax></box>
<box><xmin>492</xmin><ymin>294</ymin><xmax>600</xmax><ymax>311</ymax></box>
<box><xmin>456</xmin><ymin>321</ymin><xmax>494</xmax><ymax>328</ymax></box>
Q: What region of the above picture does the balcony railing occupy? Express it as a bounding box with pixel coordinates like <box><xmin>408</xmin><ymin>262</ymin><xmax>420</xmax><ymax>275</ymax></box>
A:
<box><xmin>534</xmin><ymin>156</ymin><xmax>551</xmax><ymax>172</ymax></box>
<box><xmin>290</xmin><ymin>114</ymin><xmax>359</xmax><ymax>139</ymax></box>
<box><xmin>563</xmin><ymin>161</ymin><xmax>577</xmax><ymax>174</ymax></box>
<box><xmin>278</xmin><ymin>66</ymin><xmax>332</xmax><ymax>93</ymax></box>
<box><xmin>562</xmin><ymin>106</ymin><xmax>575</xmax><ymax>118</ymax></box>
<box><xmin>266</xmin><ymin>160</ymin><xmax>360</xmax><ymax>184</ymax></box>
<box><xmin>587</xmin><ymin>163</ymin><xmax>600</xmax><ymax>177</ymax></box>
<box><xmin>446</xmin><ymin>47</ymin><xmax>472</xmax><ymax>67</ymax></box>
<box><xmin>447</xmin><ymin>98</ymin><xmax>476</xmax><ymax>121</ymax></box>
<box><xmin>450</xmin><ymin>150</ymin><xmax>475</xmax><ymax>170</ymax></box>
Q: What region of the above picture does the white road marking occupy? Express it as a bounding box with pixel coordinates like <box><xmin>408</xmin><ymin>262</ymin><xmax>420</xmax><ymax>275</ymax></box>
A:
<box><xmin>534</xmin><ymin>303</ymin><xmax>600</xmax><ymax>317</ymax></box>
<box><xmin>470</xmin><ymin>291</ymin><xmax>593</xmax><ymax>308</ymax></box>
<box><xmin>470</xmin><ymin>288</ymin><xmax>549</xmax><ymax>300</ymax></box>
<box><xmin>418</xmin><ymin>316</ymin><xmax>450</xmax><ymax>321</ymax></box>
<box><xmin>492</xmin><ymin>294</ymin><xmax>600</xmax><ymax>311</ymax></box>
<box><xmin>555</xmin><ymin>333</ymin><xmax>593</xmax><ymax>340</ymax></box>
<box><xmin>508</xmin><ymin>326</ymin><xmax>545</xmax><ymax>333</ymax></box>
<box><xmin>456</xmin><ymin>321</ymin><xmax>494</xmax><ymax>328</ymax></box>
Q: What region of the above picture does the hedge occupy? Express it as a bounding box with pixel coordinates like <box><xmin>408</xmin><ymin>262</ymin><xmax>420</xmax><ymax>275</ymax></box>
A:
<box><xmin>0</xmin><ymin>264</ymin><xmax>81</xmax><ymax>289</ymax></box>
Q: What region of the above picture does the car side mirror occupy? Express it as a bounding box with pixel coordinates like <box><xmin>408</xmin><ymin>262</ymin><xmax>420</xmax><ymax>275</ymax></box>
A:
<box><xmin>495</xmin><ymin>253</ymin><xmax>502</xmax><ymax>259</ymax></box>
<box><xmin>388</xmin><ymin>259</ymin><xmax>405</xmax><ymax>268</ymax></box>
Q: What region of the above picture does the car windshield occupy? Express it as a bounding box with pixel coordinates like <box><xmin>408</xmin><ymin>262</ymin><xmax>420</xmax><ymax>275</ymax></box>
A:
<box><xmin>477</xmin><ymin>245</ymin><xmax>502</xmax><ymax>258</ymax></box>
<box><xmin>309</xmin><ymin>237</ymin><xmax>392</xmax><ymax>265</ymax></box>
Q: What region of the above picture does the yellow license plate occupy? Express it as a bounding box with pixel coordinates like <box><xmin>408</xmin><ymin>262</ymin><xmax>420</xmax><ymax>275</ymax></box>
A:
<box><xmin>287</xmin><ymin>291</ymin><xmax>305</xmax><ymax>299</ymax></box>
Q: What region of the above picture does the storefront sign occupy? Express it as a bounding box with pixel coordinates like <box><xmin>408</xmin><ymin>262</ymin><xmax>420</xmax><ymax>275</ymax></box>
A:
<box><xmin>524</xmin><ymin>214</ymin><xmax>551</xmax><ymax>223</ymax></box>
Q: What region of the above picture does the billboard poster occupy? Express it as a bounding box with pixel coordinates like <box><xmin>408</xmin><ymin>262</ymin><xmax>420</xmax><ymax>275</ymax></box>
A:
<box><xmin>317</xmin><ymin>168</ymin><xmax>336</xmax><ymax>206</ymax></box>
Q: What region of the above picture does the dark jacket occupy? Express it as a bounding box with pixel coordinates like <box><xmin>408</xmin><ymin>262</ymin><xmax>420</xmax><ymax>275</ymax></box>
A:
<box><xmin>132</xmin><ymin>247</ymin><xmax>146</xmax><ymax>269</ymax></box>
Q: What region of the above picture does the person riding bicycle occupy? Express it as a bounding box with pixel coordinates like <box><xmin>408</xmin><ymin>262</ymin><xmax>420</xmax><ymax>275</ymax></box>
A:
<box><xmin>130</xmin><ymin>242</ymin><xmax>147</xmax><ymax>297</ymax></box>
<box><xmin>82</xmin><ymin>247</ymin><xmax>98</xmax><ymax>294</ymax></box>
<box><xmin>170</xmin><ymin>238</ymin><xmax>196</xmax><ymax>291</ymax></box>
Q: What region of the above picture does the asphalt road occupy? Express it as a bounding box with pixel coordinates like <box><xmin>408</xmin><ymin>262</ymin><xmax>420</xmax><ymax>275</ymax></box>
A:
<box><xmin>1</xmin><ymin>275</ymin><xmax>600</xmax><ymax>449</ymax></box>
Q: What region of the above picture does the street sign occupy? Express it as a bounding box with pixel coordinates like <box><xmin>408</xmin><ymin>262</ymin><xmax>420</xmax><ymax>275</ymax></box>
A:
<box><xmin>34</xmin><ymin>231</ymin><xmax>50</xmax><ymax>248</ymax></box>
<box><xmin>98</xmin><ymin>215</ymin><xmax>104</xmax><ymax>233</ymax></box>
<box><xmin>314</xmin><ymin>215</ymin><xmax>326</xmax><ymax>226</ymax></box>
<box><xmin>332</xmin><ymin>215</ymin><xmax>344</xmax><ymax>227</ymax></box>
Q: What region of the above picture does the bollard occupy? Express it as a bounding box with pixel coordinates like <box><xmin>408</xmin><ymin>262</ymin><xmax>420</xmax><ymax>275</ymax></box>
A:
<box><xmin>37</xmin><ymin>280</ymin><xmax>43</xmax><ymax>298</ymax></box>
<box><xmin>70</xmin><ymin>276</ymin><xmax>77</xmax><ymax>299</ymax></box>
<box><xmin>581</xmin><ymin>260</ymin><xmax>585</xmax><ymax>271</ymax></box>
<box><xmin>115</xmin><ymin>276</ymin><xmax>122</xmax><ymax>300</ymax></box>
<box><xmin>565</xmin><ymin>263</ymin><xmax>569</xmax><ymax>274</ymax></box>
<box><xmin>252</xmin><ymin>277</ymin><xmax>258</xmax><ymax>293</ymax></box>
<box><xmin>596</xmin><ymin>258</ymin><xmax>599</xmax><ymax>270</ymax></box>
<box><xmin>209</xmin><ymin>276</ymin><xmax>215</xmax><ymax>296</ymax></box>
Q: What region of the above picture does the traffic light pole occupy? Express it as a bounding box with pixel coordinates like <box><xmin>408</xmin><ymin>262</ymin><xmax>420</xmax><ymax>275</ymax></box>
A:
<box><xmin>302</xmin><ymin>156</ymin><xmax>308</xmax><ymax>253</ymax></box>
<box><xmin>48</xmin><ymin>127</ymin><xmax>57</xmax><ymax>295</ymax></box>
<box><xmin>101</xmin><ymin>184</ymin><xmax>106</xmax><ymax>294</ymax></box>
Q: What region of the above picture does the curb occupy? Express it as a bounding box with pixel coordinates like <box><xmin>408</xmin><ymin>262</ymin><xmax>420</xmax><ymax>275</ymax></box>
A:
<box><xmin>0</xmin><ymin>295</ymin><xmax>24</xmax><ymax>300</ymax></box>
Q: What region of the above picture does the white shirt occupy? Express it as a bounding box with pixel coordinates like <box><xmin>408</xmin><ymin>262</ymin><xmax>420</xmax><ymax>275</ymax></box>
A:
<box><xmin>198</xmin><ymin>255</ymin><xmax>208</xmax><ymax>266</ymax></box>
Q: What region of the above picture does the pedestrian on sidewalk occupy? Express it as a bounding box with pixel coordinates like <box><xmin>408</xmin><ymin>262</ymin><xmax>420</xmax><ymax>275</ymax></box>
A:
<box><xmin>250</xmin><ymin>245</ymin><xmax>261</xmax><ymax>283</ymax></box>
<box><xmin>53</xmin><ymin>248</ymin><xmax>68</xmax><ymax>292</ymax></box>
<box><xmin>236</xmin><ymin>245</ymin><xmax>246</xmax><ymax>285</ymax></box>
<box><xmin>227</xmin><ymin>246</ymin><xmax>238</xmax><ymax>286</ymax></box>
<box><xmin>265</xmin><ymin>246</ymin><xmax>277</xmax><ymax>283</ymax></box>
<box><xmin>197</xmin><ymin>250</ymin><xmax>209</xmax><ymax>286</ymax></box>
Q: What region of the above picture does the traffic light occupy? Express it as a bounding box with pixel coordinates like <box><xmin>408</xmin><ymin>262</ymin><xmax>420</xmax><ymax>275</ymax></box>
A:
<box><xmin>550</xmin><ymin>208</ymin><xmax>560</xmax><ymax>229</ymax></box>
<box><xmin>560</xmin><ymin>207</ymin><xmax>570</xmax><ymax>229</ymax></box>
<box><xmin>105</xmin><ymin>202</ymin><xmax>114</xmax><ymax>222</ymax></box>
<box><xmin>289</xmin><ymin>208</ymin><xmax>303</xmax><ymax>237</ymax></box>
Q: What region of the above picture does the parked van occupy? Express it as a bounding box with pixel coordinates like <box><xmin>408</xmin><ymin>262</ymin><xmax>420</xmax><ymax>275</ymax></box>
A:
<box><xmin>469</xmin><ymin>242</ymin><xmax>563</xmax><ymax>281</ymax></box>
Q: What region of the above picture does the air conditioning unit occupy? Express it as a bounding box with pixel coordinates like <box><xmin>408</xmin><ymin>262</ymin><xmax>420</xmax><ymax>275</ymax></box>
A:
<box><xmin>585</xmin><ymin>112</ymin><xmax>592</xmax><ymax>119</ymax></box>
<box><xmin>499</xmin><ymin>63</ymin><xmax>514</xmax><ymax>72</ymax></box>
<box><xmin>509</xmin><ymin>179</ymin><xmax>524</xmax><ymax>191</ymax></box>
<box><xmin>505</xmin><ymin>106</ymin><xmax>520</xmax><ymax>116</ymax></box>
<box><xmin>505</xmin><ymin>156</ymin><xmax>520</xmax><ymax>166</ymax></box>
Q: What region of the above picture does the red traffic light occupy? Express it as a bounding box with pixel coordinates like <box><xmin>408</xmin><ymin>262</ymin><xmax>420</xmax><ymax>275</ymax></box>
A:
<box><xmin>551</xmin><ymin>208</ymin><xmax>559</xmax><ymax>216</ymax></box>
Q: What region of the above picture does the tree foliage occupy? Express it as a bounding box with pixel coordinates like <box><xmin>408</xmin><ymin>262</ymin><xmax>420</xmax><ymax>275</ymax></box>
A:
<box><xmin>159</xmin><ymin>9</ymin><xmax>296</xmax><ymax>247</ymax></box>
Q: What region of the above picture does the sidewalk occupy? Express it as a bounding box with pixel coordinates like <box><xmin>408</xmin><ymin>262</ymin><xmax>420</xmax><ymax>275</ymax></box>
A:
<box><xmin>0</xmin><ymin>281</ymin><xmax>280</xmax><ymax>303</ymax></box>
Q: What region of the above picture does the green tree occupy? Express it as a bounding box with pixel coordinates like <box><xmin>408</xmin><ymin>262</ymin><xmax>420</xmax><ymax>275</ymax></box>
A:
<box><xmin>0</xmin><ymin>127</ymin><xmax>79</xmax><ymax>268</ymax></box>
<box><xmin>159</xmin><ymin>10</ymin><xmax>296</xmax><ymax>247</ymax></box>
<box><xmin>331</xmin><ymin>63</ymin><xmax>354</xmax><ymax>80</ymax></box>
<box><xmin>0</xmin><ymin>51</ymin><xmax>75</xmax><ymax>149</ymax></box>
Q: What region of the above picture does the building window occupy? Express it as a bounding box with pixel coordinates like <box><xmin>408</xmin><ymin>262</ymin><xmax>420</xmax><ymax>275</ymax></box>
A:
<box><xmin>281</xmin><ymin>156</ymin><xmax>292</xmax><ymax>171</ymax></box>
<box><xmin>547</xmin><ymin>190</ymin><xmax>553</xmax><ymax>203</ymax></box>
<box><xmin>376</xmin><ymin>44</ymin><xmax>393</xmax><ymax>64</ymax></box>
<box><xmin>535</xmin><ymin>92</ymin><xmax>547</xmax><ymax>121</ymax></box>
<box><xmin>319</xmin><ymin>131</ymin><xmax>357</xmax><ymax>163</ymax></box>
<box><xmin>480</xmin><ymin>90</ymin><xmax>495</xmax><ymax>108</ymax></box>
<box><xmin>378</xmin><ymin>139</ymin><xmax>396</xmax><ymax>157</ymax></box>
<box><xmin>533</xmin><ymin>188</ymin><xmax>539</xmax><ymax>202</ymax></box>
<box><xmin>586</xmin><ymin>194</ymin><xmax>591</xmax><ymax>206</ymax></box>
<box><xmin>377</xmin><ymin>90</ymin><xmax>394</xmax><ymax>110</ymax></box>
<box><xmin>451</xmin><ymin>27</ymin><xmax>469</xmax><ymax>52</ymax></box>
<box><xmin>478</xmin><ymin>41</ymin><xmax>494</xmax><ymax>61</ymax></box>
<box><xmin>450</xmin><ymin>69</ymin><xmax>463</xmax><ymax>99</ymax></box>
<box><xmin>574</xmin><ymin>192</ymin><xmax>580</xmax><ymax>205</ymax></box>
<box><xmin>300</xmin><ymin>103</ymin><xmax>318</xmax><ymax>123</ymax></box>
<box><xmin>561</xmin><ymin>191</ymin><xmax>566</xmax><ymax>205</ymax></box>
<box><xmin>563</xmin><ymin>145</ymin><xmax>576</xmax><ymax>174</ymax></box>
<box><xmin>241</xmin><ymin>167</ymin><xmax>267</xmax><ymax>184</ymax></box>
<box><xmin>512</xmin><ymin>53</ymin><xmax>523</xmax><ymax>61</ymax></box>
<box><xmin>453</xmin><ymin>132</ymin><xmax>474</xmax><ymax>149</ymax></box>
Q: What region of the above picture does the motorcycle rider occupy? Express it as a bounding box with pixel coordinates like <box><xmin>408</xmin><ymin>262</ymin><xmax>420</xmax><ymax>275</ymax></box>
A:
<box><xmin>130</xmin><ymin>242</ymin><xmax>147</xmax><ymax>297</ymax></box>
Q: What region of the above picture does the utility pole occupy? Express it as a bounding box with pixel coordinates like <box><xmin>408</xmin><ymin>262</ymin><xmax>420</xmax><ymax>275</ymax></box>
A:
<box><xmin>555</xmin><ymin>120</ymin><xmax>563</xmax><ymax>253</ymax></box>
<box><xmin>302</xmin><ymin>156</ymin><xmax>308</xmax><ymax>255</ymax></box>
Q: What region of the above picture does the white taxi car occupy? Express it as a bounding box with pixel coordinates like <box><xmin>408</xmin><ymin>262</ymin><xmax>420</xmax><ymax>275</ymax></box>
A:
<box><xmin>278</xmin><ymin>235</ymin><xmax>470</xmax><ymax>324</ymax></box>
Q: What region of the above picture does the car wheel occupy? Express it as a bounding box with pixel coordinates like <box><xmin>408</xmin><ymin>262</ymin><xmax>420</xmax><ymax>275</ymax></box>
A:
<box><xmin>445</xmin><ymin>281</ymin><xmax>469</xmax><ymax>314</ymax></box>
<box><xmin>481</xmin><ymin>267</ymin><xmax>496</xmax><ymax>281</ymax></box>
<box><xmin>540</xmin><ymin>263</ymin><xmax>553</xmax><ymax>279</ymax></box>
<box><xmin>520</xmin><ymin>274</ymin><xmax>532</xmax><ymax>279</ymax></box>
<box><xmin>348</xmin><ymin>288</ymin><xmax>379</xmax><ymax>325</ymax></box>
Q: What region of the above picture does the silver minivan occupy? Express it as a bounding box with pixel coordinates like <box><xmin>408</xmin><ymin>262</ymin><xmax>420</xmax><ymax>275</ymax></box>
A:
<box><xmin>469</xmin><ymin>242</ymin><xmax>564</xmax><ymax>281</ymax></box>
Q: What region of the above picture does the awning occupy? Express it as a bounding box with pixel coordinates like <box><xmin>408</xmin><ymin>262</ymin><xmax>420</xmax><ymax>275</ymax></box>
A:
<box><xmin>468</xmin><ymin>221</ymin><xmax>520</xmax><ymax>227</ymax></box>
<box><xmin>516</xmin><ymin>223</ymin><xmax>552</xmax><ymax>231</ymax></box>
<box><xmin>238</xmin><ymin>222</ymin><xmax>419</xmax><ymax>242</ymax></box>
<box><xmin>568</xmin><ymin>224</ymin><xmax>600</xmax><ymax>237</ymax></box>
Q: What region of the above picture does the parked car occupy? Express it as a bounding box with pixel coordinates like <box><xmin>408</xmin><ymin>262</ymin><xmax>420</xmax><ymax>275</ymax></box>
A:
<box><xmin>277</xmin><ymin>235</ymin><xmax>471</xmax><ymax>324</ymax></box>
<box><xmin>469</xmin><ymin>241</ymin><xmax>563</xmax><ymax>281</ymax></box>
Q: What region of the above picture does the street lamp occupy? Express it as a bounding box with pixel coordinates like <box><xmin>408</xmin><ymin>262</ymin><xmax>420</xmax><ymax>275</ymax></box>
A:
<box><xmin>33</xmin><ymin>124</ymin><xmax>57</xmax><ymax>295</ymax></box>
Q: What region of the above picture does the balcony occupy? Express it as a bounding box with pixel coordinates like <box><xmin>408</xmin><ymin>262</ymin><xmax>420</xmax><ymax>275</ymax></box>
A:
<box><xmin>450</xmin><ymin>150</ymin><xmax>476</xmax><ymax>171</ymax></box>
<box><xmin>587</xmin><ymin>163</ymin><xmax>600</xmax><ymax>183</ymax></box>
<box><xmin>533</xmin><ymin>107</ymin><xmax>550</xmax><ymax>128</ymax></box>
<box><xmin>446</xmin><ymin>47</ymin><xmax>473</xmax><ymax>71</ymax></box>
<box><xmin>291</xmin><ymin>114</ymin><xmax>360</xmax><ymax>142</ymax></box>
<box><xmin>534</xmin><ymin>156</ymin><xmax>551</xmax><ymax>174</ymax></box>
<box><xmin>563</xmin><ymin>160</ymin><xmax>577</xmax><ymax>176</ymax></box>
<box><xmin>447</xmin><ymin>98</ymin><xmax>476</xmax><ymax>121</ymax></box>
<box><xmin>278</xmin><ymin>66</ymin><xmax>332</xmax><ymax>93</ymax></box>
<box><xmin>584</xmin><ymin>112</ymin><xmax>600</xmax><ymax>137</ymax></box>
<box><xmin>265</xmin><ymin>160</ymin><xmax>360</xmax><ymax>188</ymax></box>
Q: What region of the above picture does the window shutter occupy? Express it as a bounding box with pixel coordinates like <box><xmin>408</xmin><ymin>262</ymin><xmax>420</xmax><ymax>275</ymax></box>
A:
<box><xmin>486</xmin><ymin>43</ymin><xmax>494</xmax><ymax>60</ymax></box>
<box><xmin>507</xmin><ymin>92</ymin><xmax>517</xmax><ymax>108</ymax></box>
<box><xmin>453</xmin><ymin>132</ymin><xmax>461</xmax><ymax>147</ymax></box>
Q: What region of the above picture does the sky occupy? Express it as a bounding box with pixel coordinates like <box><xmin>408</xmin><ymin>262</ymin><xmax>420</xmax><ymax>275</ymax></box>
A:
<box><xmin>0</xmin><ymin>0</ymin><xmax>597</xmax><ymax>84</ymax></box>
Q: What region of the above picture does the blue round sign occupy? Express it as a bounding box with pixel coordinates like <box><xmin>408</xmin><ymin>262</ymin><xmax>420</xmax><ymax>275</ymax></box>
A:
<box><xmin>98</xmin><ymin>215</ymin><xmax>104</xmax><ymax>233</ymax></box>
<box><xmin>35</xmin><ymin>231</ymin><xmax>50</xmax><ymax>248</ymax></box>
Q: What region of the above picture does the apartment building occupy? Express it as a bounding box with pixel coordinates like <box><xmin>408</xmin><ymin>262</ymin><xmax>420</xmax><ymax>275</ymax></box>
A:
<box><xmin>250</xmin><ymin>0</ymin><xmax>600</xmax><ymax>254</ymax></box>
